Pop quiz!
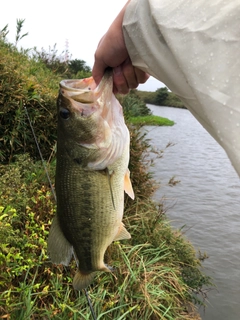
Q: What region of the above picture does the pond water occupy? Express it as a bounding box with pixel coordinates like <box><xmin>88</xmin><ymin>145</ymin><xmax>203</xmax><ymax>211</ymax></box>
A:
<box><xmin>144</xmin><ymin>105</ymin><xmax>240</xmax><ymax>320</ymax></box>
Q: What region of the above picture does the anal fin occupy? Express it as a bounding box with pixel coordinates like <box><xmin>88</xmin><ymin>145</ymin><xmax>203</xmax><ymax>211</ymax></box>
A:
<box><xmin>114</xmin><ymin>222</ymin><xmax>131</xmax><ymax>241</ymax></box>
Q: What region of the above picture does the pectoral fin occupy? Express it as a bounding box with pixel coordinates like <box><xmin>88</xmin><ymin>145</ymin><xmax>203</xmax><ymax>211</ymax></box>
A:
<box><xmin>114</xmin><ymin>223</ymin><xmax>131</xmax><ymax>241</ymax></box>
<box><xmin>124</xmin><ymin>169</ymin><xmax>135</xmax><ymax>200</ymax></box>
<box><xmin>105</xmin><ymin>168</ymin><xmax>115</xmax><ymax>210</ymax></box>
<box><xmin>47</xmin><ymin>215</ymin><xmax>73</xmax><ymax>266</ymax></box>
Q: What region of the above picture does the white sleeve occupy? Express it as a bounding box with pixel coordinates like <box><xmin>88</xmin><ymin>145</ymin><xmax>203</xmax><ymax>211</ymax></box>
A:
<box><xmin>123</xmin><ymin>0</ymin><xmax>240</xmax><ymax>176</ymax></box>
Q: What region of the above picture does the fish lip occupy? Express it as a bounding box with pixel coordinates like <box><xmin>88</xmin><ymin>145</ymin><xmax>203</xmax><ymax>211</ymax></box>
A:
<box><xmin>59</xmin><ymin>76</ymin><xmax>97</xmax><ymax>106</ymax></box>
<box><xmin>60</xmin><ymin>77</ymin><xmax>97</xmax><ymax>92</ymax></box>
<box><xmin>59</xmin><ymin>72</ymin><xmax>114</xmax><ymax>117</ymax></box>
<box><xmin>59</xmin><ymin>70</ymin><xmax>113</xmax><ymax>101</ymax></box>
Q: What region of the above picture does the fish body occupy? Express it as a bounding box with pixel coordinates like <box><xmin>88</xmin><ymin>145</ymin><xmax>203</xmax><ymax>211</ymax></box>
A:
<box><xmin>47</xmin><ymin>71</ymin><xmax>134</xmax><ymax>290</ymax></box>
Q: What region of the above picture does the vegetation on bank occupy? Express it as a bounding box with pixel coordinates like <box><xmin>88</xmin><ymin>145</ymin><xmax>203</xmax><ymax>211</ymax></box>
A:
<box><xmin>129</xmin><ymin>115</ymin><xmax>174</xmax><ymax>126</ymax></box>
<box><xmin>0</xmin><ymin>22</ymin><xmax>212</xmax><ymax>319</ymax></box>
<box><xmin>118</xmin><ymin>90</ymin><xmax>175</xmax><ymax>126</ymax></box>
<box><xmin>0</xmin><ymin>22</ymin><xmax>91</xmax><ymax>164</ymax></box>
<box><xmin>137</xmin><ymin>87</ymin><xmax>186</xmax><ymax>109</ymax></box>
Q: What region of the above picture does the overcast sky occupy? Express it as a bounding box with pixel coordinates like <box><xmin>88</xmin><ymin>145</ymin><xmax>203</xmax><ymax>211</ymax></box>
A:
<box><xmin>1</xmin><ymin>0</ymin><xmax>164</xmax><ymax>91</ymax></box>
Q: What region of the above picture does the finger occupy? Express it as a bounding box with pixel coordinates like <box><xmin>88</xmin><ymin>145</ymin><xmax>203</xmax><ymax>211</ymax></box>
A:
<box><xmin>92</xmin><ymin>63</ymin><xmax>106</xmax><ymax>85</ymax></box>
<box><xmin>113</xmin><ymin>59</ymin><xmax>140</xmax><ymax>94</ymax></box>
<box><xmin>92</xmin><ymin>60</ymin><xmax>107</xmax><ymax>86</ymax></box>
<box><xmin>121</xmin><ymin>59</ymin><xmax>139</xmax><ymax>89</ymax></box>
<box><xmin>113</xmin><ymin>65</ymin><xmax>130</xmax><ymax>94</ymax></box>
<box><xmin>112</xmin><ymin>63</ymin><xmax>150</xmax><ymax>94</ymax></box>
<box><xmin>134</xmin><ymin>67</ymin><xmax>150</xmax><ymax>84</ymax></box>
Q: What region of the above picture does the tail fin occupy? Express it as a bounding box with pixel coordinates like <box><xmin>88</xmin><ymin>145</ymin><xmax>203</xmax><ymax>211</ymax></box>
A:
<box><xmin>73</xmin><ymin>271</ymin><xmax>97</xmax><ymax>290</ymax></box>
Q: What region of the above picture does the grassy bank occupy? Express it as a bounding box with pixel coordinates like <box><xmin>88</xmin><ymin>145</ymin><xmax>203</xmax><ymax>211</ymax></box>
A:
<box><xmin>136</xmin><ymin>88</ymin><xmax>186</xmax><ymax>109</ymax></box>
<box><xmin>0</xmin><ymin>153</ymin><xmax>211</xmax><ymax>319</ymax></box>
<box><xmin>117</xmin><ymin>90</ymin><xmax>175</xmax><ymax>126</ymax></box>
<box><xmin>129</xmin><ymin>115</ymin><xmax>174</xmax><ymax>126</ymax></box>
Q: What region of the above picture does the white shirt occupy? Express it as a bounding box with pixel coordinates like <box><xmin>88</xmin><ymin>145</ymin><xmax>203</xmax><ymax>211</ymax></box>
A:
<box><xmin>123</xmin><ymin>0</ymin><xmax>240</xmax><ymax>176</ymax></box>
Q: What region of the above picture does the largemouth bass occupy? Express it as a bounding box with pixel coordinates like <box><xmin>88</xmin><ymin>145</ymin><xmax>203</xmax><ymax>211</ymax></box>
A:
<box><xmin>47</xmin><ymin>71</ymin><xmax>134</xmax><ymax>290</ymax></box>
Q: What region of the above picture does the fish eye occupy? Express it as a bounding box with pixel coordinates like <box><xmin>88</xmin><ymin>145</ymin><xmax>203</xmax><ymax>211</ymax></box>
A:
<box><xmin>59</xmin><ymin>108</ymin><xmax>70</xmax><ymax>120</ymax></box>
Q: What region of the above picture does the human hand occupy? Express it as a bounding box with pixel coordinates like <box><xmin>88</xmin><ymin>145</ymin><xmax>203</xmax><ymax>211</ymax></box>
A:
<box><xmin>92</xmin><ymin>1</ymin><xmax>149</xmax><ymax>94</ymax></box>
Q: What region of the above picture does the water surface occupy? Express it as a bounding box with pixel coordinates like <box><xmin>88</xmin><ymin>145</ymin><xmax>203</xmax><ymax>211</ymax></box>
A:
<box><xmin>144</xmin><ymin>105</ymin><xmax>240</xmax><ymax>320</ymax></box>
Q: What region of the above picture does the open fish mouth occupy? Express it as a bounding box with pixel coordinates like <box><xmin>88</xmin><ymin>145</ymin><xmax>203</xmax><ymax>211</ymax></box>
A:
<box><xmin>59</xmin><ymin>69</ymin><xmax>113</xmax><ymax>104</ymax></box>
<box><xmin>58</xmin><ymin>71</ymin><xmax>122</xmax><ymax>122</ymax></box>
<box><xmin>59</xmin><ymin>77</ymin><xmax>96</xmax><ymax>104</ymax></box>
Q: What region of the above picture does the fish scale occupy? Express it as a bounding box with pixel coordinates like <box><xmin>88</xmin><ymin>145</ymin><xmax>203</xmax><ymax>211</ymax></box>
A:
<box><xmin>57</xmin><ymin>162</ymin><xmax>121</xmax><ymax>271</ymax></box>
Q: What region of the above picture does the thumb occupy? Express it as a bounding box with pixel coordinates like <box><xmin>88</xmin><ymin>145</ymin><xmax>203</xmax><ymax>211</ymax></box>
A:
<box><xmin>92</xmin><ymin>60</ymin><xmax>108</xmax><ymax>86</ymax></box>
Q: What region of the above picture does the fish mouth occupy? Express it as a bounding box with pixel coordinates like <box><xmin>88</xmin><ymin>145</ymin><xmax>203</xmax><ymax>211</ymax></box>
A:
<box><xmin>60</xmin><ymin>76</ymin><xmax>96</xmax><ymax>91</ymax></box>
<box><xmin>59</xmin><ymin>77</ymin><xmax>96</xmax><ymax>104</ymax></box>
<box><xmin>59</xmin><ymin>71</ymin><xmax>115</xmax><ymax>121</ymax></box>
<box><xmin>59</xmin><ymin>70</ymin><xmax>113</xmax><ymax>104</ymax></box>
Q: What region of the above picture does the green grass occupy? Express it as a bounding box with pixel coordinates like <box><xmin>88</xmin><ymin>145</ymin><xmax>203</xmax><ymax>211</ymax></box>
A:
<box><xmin>129</xmin><ymin>115</ymin><xmax>174</xmax><ymax>126</ymax></box>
